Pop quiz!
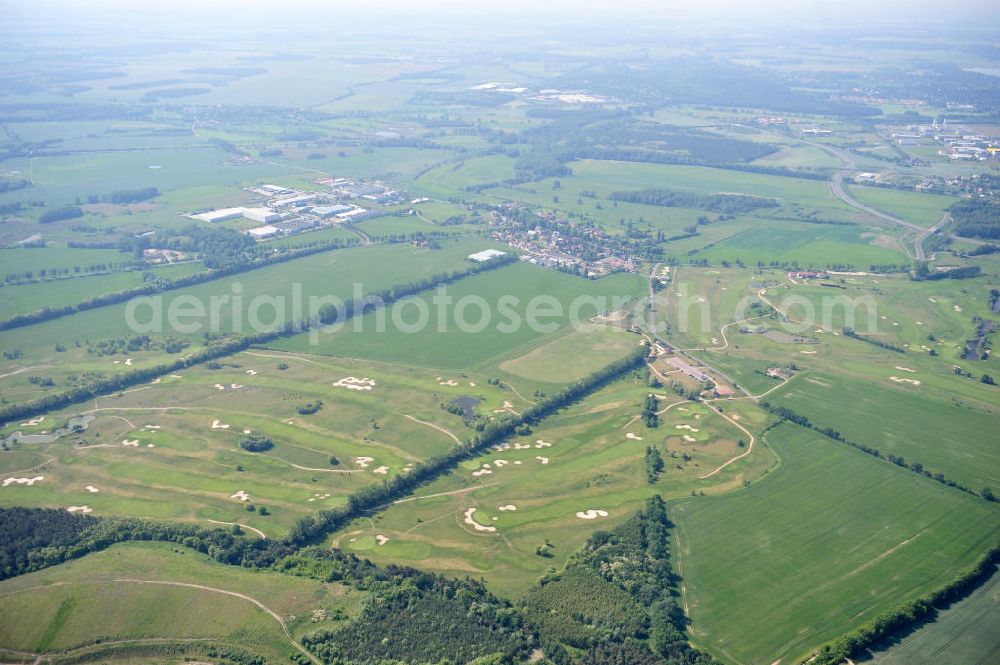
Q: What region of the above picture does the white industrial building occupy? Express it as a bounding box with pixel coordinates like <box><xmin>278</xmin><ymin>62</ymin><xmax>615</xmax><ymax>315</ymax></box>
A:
<box><xmin>242</xmin><ymin>207</ymin><xmax>281</xmax><ymax>223</ymax></box>
<box><xmin>190</xmin><ymin>207</ymin><xmax>245</xmax><ymax>223</ymax></box>
<box><xmin>468</xmin><ymin>249</ymin><xmax>508</xmax><ymax>262</ymax></box>
<box><xmin>313</xmin><ymin>204</ymin><xmax>354</xmax><ymax>218</ymax></box>
<box><xmin>275</xmin><ymin>194</ymin><xmax>317</xmax><ymax>207</ymax></box>
<box><xmin>247</xmin><ymin>225</ymin><xmax>280</xmax><ymax>240</ymax></box>
<box><xmin>189</xmin><ymin>207</ymin><xmax>280</xmax><ymax>224</ymax></box>
<box><xmin>335</xmin><ymin>207</ymin><xmax>370</xmax><ymax>221</ymax></box>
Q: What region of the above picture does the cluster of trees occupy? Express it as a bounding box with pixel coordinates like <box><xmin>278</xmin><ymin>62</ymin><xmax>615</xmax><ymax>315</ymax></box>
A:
<box><xmin>913</xmin><ymin>262</ymin><xmax>982</xmax><ymax>281</ymax></box>
<box><xmin>814</xmin><ymin>544</ymin><xmax>1000</xmax><ymax>664</ymax></box>
<box><xmin>760</xmin><ymin>404</ymin><xmax>990</xmax><ymax>501</ymax></box>
<box><xmin>239</xmin><ymin>434</ymin><xmax>273</xmax><ymax>452</ymax></box>
<box><xmin>0</xmin><ymin>178</ymin><xmax>32</xmax><ymax>193</ymax></box>
<box><xmin>643</xmin><ymin>393</ymin><xmax>660</xmax><ymax>428</ymax></box>
<box><xmin>610</xmin><ymin>188</ymin><xmax>778</xmax><ymax>214</ymax></box>
<box><xmin>0</xmin><ymin>507</ymin><xmax>98</xmax><ymax>580</ymax></box>
<box><xmin>38</xmin><ymin>205</ymin><xmax>84</xmax><ymax>223</ymax></box>
<box><xmin>4</xmin><ymin>260</ymin><xmax>142</xmax><ymax>285</ymax></box>
<box><xmin>950</xmin><ymin>198</ymin><xmax>1000</xmax><ymax>239</ymax></box>
<box><xmin>86</xmin><ymin>334</ymin><xmax>188</xmax><ymax>357</ymax></box>
<box><xmin>297</xmin><ymin>401</ymin><xmax>323</xmax><ymax>415</ymax></box>
<box><xmin>0</xmin><ymin>254</ymin><xmax>518</xmax><ymax>429</ymax></box>
<box><xmin>842</xmin><ymin>327</ymin><xmax>906</xmax><ymax>354</ymax></box>
<box><xmin>0</xmin><ymin>235</ymin><xmax>361</xmax><ymax>332</ymax></box>
<box><xmin>285</xmin><ymin>344</ymin><xmax>649</xmax><ymax>550</ymax></box>
<box><xmin>645</xmin><ymin>446</ymin><xmax>665</xmax><ymax>484</ymax></box>
<box><xmin>527</xmin><ymin>497</ymin><xmax>717</xmax><ymax>665</ymax></box>
<box><xmin>78</xmin><ymin>186</ymin><xmax>159</xmax><ymax>205</ymax></box>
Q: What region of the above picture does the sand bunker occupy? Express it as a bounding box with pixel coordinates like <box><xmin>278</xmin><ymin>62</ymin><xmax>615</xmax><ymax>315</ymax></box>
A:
<box><xmin>20</xmin><ymin>416</ymin><xmax>44</xmax><ymax>427</ymax></box>
<box><xmin>800</xmin><ymin>350</ymin><xmax>817</xmax><ymax>354</ymax></box>
<box><xmin>124</xmin><ymin>358</ymin><xmax>132</xmax><ymax>366</ymax></box>
<box><xmin>710</xmin><ymin>337</ymin><xmax>719</xmax><ymax>344</ymax></box>
<box><xmin>3</xmin><ymin>476</ymin><xmax>44</xmax><ymax>487</ymax></box>
<box><xmin>246</xmin><ymin>369</ymin><xmax>258</xmax><ymax>375</ymax></box>
<box><xmin>242</xmin><ymin>428</ymin><xmax>251</xmax><ymax>434</ymax></box>
<box><xmin>536</xmin><ymin>456</ymin><xmax>549</xmax><ymax>464</ymax></box>
<box><xmin>85</xmin><ymin>485</ymin><xmax>99</xmax><ymax>493</ymax></box>
<box><xmin>122</xmin><ymin>439</ymin><xmax>139</xmax><ymax>446</ymax></box>
<box><xmin>230</xmin><ymin>383</ymin><xmax>243</xmax><ymax>389</ymax></box>
<box><xmin>230</xmin><ymin>490</ymin><xmax>250</xmax><ymax>502</ymax></box>
<box><xmin>334</xmin><ymin>376</ymin><xmax>376</xmax><ymax>391</ymax></box>
<box><xmin>625</xmin><ymin>432</ymin><xmax>643</xmax><ymax>441</ymax></box>
<box><xmin>213</xmin><ymin>383</ymin><xmax>225</xmax><ymax>390</ymax></box>
<box><xmin>683</xmin><ymin>435</ymin><xmax>696</xmax><ymax>442</ymax></box>
<box><xmin>170</xmin><ymin>374</ymin><xmax>183</xmax><ymax>379</ymax></box>
<box><xmin>675</xmin><ymin>424</ymin><xmax>699</xmax><ymax>432</ymax></box>
<box><xmin>438</xmin><ymin>379</ymin><xmax>459</xmax><ymax>387</ymax></box>
<box><xmin>354</xmin><ymin>456</ymin><xmax>375</xmax><ymax>468</ymax></box>
<box><xmin>889</xmin><ymin>376</ymin><xmax>921</xmax><ymax>386</ymax></box>
<box><xmin>472</xmin><ymin>465</ymin><xmax>493</xmax><ymax>477</ymax></box>
<box><xmin>928</xmin><ymin>297</ymin><xmax>937</xmax><ymax>303</ymax></box>
<box><xmin>469</xmin><ymin>382</ymin><xmax>476</xmax><ymax>387</ymax></box>
<box><xmin>535</xmin><ymin>440</ymin><xmax>552</xmax><ymax>448</ymax></box>
<box><xmin>376</xmin><ymin>535</ymin><xmax>389</xmax><ymax>545</ymax></box>
<box><xmin>954</xmin><ymin>305</ymin><xmax>962</xmax><ymax>312</ymax></box>
<box><xmin>373</xmin><ymin>465</ymin><xmax>389</xmax><ymax>475</ymax></box>
<box><xmin>494</xmin><ymin>459</ymin><xmax>509</xmax><ymax>467</ymax></box>
<box><xmin>576</xmin><ymin>509</ymin><xmax>608</xmax><ymax>520</ymax></box>
<box><xmin>895</xmin><ymin>366</ymin><xmax>916</xmax><ymax>373</ymax></box>
<box><xmin>67</xmin><ymin>506</ymin><xmax>92</xmax><ymax>514</ymax></box>
<box><xmin>143</xmin><ymin>425</ymin><xmax>161</xmax><ymax>430</ymax></box>
<box><xmin>463</xmin><ymin>507</ymin><xmax>496</xmax><ymax>532</ymax></box>
<box><xmin>498</xmin><ymin>504</ymin><xmax>517</xmax><ymax>511</ymax></box>
<box><xmin>147</xmin><ymin>443</ymin><xmax>154</xmax><ymax>448</ymax></box>
<box><xmin>211</xmin><ymin>420</ymin><xmax>230</xmax><ymax>430</ymax></box>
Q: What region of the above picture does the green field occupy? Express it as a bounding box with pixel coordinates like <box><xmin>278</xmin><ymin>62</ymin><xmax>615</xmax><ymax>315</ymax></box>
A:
<box><xmin>0</xmin><ymin>240</ymin><xmax>498</xmax><ymax>406</ymax></box>
<box><xmin>272</xmin><ymin>262</ymin><xmax>647</xmax><ymax>369</ymax></box>
<box><xmin>672</xmin><ymin>423</ymin><xmax>1000</xmax><ymax>665</ymax></box>
<box><xmin>330</xmin><ymin>374</ymin><xmax>774</xmax><ymax>598</ymax></box>
<box><xmin>0</xmin><ymin>350</ymin><xmax>522</xmax><ymax>536</ymax></box>
<box><xmin>0</xmin><ymin>540</ymin><xmax>362</xmax><ymax>659</ymax></box>
<box><xmin>771</xmin><ymin>370</ymin><xmax>999</xmax><ymax>493</ymax></box>
<box><xmin>847</xmin><ymin>185</ymin><xmax>959</xmax><ymax>228</ymax></box>
<box><xmin>867</xmin><ymin>565</ymin><xmax>1000</xmax><ymax>664</ymax></box>
<box><xmin>0</xmin><ymin>262</ymin><xmax>204</xmax><ymax>321</ymax></box>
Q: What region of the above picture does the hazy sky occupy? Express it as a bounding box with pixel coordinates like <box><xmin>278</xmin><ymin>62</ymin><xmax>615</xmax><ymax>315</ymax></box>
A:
<box><xmin>9</xmin><ymin>0</ymin><xmax>1000</xmax><ymax>21</ymax></box>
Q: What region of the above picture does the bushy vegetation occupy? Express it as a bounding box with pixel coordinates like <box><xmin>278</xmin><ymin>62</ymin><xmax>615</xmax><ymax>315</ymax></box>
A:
<box><xmin>0</xmin><ymin>508</ymin><xmax>98</xmax><ymax>580</ymax></box>
<box><xmin>38</xmin><ymin>205</ymin><xmax>84</xmax><ymax>224</ymax></box>
<box><xmin>610</xmin><ymin>188</ymin><xmax>779</xmax><ymax>214</ymax></box>
<box><xmin>760</xmin><ymin>402</ymin><xmax>985</xmax><ymax>500</ymax></box>
<box><xmin>950</xmin><ymin>199</ymin><xmax>1000</xmax><ymax>239</ymax></box>
<box><xmin>525</xmin><ymin>497</ymin><xmax>716</xmax><ymax>665</ymax></box>
<box><xmin>0</xmin><ymin>253</ymin><xmax>516</xmax><ymax>423</ymax></box>
<box><xmin>239</xmin><ymin>434</ymin><xmax>274</xmax><ymax>452</ymax></box>
<box><xmin>813</xmin><ymin>545</ymin><xmax>1000</xmax><ymax>664</ymax></box>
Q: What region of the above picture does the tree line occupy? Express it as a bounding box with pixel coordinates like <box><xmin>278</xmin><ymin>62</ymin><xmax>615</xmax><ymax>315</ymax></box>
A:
<box><xmin>813</xmin><ymin>544</ymin><xmax>1000</xmax><ymax>664</ymax></box>
<box><xmin>0</xmin><ymin>235</ymin><xmax>360</xmax><ymax>331</ymax></box>
<box><xmin>760</xmin><ymin>403</ymin><xmax>991</xmax><ymax>501</ymax></box>
<box><xmin>610</xmin><ymin>188</ymin><xmax>779</xmax><ymax>215</ymax></box>
<box><xmin>525</xmin><ymin>496</ymin><xmax>718</xmax><ymax>665</ymax></box>
<box><xmin>0</xmin><ymin>254</ymin><xmax>517</xmax><ymax>425</ymax></box>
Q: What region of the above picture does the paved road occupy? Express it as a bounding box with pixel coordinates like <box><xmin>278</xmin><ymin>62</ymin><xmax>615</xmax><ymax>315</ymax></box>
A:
<box><xmin>808</xmin><ymin>140</ymin><xmax>982</xmax><ymax>259</ymax></box>
<box><xmin>643</xmin><ymin>265</ymin><xmax>752</xmax><ymax>399</ymax></box>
